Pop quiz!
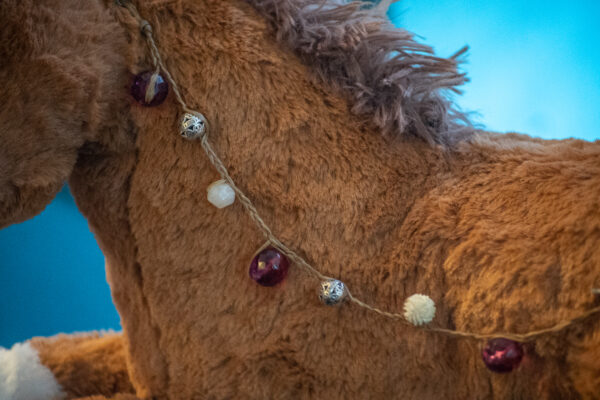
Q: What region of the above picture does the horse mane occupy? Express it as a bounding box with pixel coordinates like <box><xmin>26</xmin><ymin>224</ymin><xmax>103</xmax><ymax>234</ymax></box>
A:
<box><xmin>247</xmin><ymin>0</ymin><xmax>472</xmax><ymax>145</ymax></box>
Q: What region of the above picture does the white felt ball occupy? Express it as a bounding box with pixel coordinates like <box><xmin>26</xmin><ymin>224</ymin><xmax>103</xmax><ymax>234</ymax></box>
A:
<box><xmin>207</xmin><ymin>180</ymin><xmax>235</xmax><ymax>208</ymax></box>
<box><xmin>403</xmin><ymin>294</ymin><xmax>436</xmax><ymax>326</ymax></box>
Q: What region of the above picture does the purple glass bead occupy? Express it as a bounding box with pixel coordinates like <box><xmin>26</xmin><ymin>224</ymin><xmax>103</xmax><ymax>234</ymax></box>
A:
<box><xmin>482</xmin><ymin>338</ymin><xmax>524</xmax><ymax>373</ymax></box>
<box><xmin>249</xmin><ymin>247</ymin><xmax>289</xmax><ymax>287</ymax></box>
<box><xmin>131</xmin><ymin>71</ymin><xmax>168</xmax><ymax>107</ymax></box>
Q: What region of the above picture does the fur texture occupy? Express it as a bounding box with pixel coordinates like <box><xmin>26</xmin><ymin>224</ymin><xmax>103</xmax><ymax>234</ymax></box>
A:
<box><xmin>0</xmin><ymin>0</ymin><xmax>129</xmax><ymax>229</ymax></box>
<box><xmin>0</xmin><ymin>0</ymin><xmax>599</xmax><ymax>399</ymax></box>
<box><xmin>0</xmin><ymin>342</ymin><xmax>64</xmax><ymax>400</ymax></box>
<box><xmin>30</xmin><ymin>333</ymin><xmax>134</xmax><ymax>399</ymax></box>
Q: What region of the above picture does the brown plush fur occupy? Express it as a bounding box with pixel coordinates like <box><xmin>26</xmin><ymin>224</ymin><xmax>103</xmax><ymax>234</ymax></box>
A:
<box><xmin>31</xmin><ymin>333</ymin><xmax>134</xmax><ymax>398</ymax></box>
<box><xmin>79</xmin><ymin>396</ymin><xmax>139</xmax><ymax>400</ymax></box>
<box><xmin>1</xmin><ymin>0</ymin><xmax>599</xmax><ymax>399</ymax></box>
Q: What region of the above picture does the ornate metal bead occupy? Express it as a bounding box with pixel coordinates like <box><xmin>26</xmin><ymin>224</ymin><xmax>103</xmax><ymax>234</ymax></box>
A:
<box><xmin>319</xmin><ymin>279</ymin><xmax>347</xmax><ymax>306</ymax></box>
<box><xmin>180</xmin><ymin>112</ymin><xmax>206</xmax><ymax>140</ymax></box>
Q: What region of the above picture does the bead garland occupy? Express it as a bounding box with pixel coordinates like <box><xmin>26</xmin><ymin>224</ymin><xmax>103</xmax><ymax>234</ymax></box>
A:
<box><xmin>118</xmin><ymin>0</ymin><xmax>600</xmax><ymax>374</ymax></box>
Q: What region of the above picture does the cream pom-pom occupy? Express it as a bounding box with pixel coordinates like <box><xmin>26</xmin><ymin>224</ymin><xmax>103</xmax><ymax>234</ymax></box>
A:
<box><xmin>0</xmin><ymin>342</ymin><xmax>64</xmax><ymax>400</ymax></box>
<box><xmin>403</xmin><ymin>294</ymin><xmax>436</xmax><ymax>326</ymax></box>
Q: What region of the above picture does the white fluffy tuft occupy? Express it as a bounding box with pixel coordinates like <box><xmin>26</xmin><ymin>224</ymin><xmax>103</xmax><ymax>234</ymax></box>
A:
<box><xmin>0</xmin><ymin>342</ymin><xmax>64</xmax><ymax>400</ymax></box>
<box><xmin>403</xmin><ymin>294</ymin><xmax>436</xmax><ymax>326</ymax></box>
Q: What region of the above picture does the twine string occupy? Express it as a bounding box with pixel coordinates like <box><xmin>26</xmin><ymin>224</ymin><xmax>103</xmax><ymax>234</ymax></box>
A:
<box><xmin>120</xmin><ymin>0</ymin><xmax>192</xmax><ymax>113</ymax></box>
<box><xmin>118</xmin><ymin>0</ymin><xmax>600</xmax><ymax>343</ymax></box>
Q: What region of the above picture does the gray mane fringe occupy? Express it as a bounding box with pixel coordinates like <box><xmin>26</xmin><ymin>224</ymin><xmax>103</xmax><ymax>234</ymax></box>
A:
<box><xmin>246</xmin><ymin>0</ymin><xmax>471</xmax><ymax>145</ymax></box>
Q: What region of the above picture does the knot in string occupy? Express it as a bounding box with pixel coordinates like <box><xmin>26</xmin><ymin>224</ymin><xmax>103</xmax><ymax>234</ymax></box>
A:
<box><xmin>140</xmin><ymin>20</ymin><xmax>153</xmax><ymax>36</ymax></box>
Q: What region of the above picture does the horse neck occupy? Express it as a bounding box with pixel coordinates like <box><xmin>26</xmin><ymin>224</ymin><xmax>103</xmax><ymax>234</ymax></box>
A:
<box><xmin>63</xmin><ymin>4</ymin><xmax>457</xmax><ymax>393</ymax></box>
<box><xmin>78</xmin><ymin>0</ymin><xmax>453</xmax><ymax>242</ymax></box>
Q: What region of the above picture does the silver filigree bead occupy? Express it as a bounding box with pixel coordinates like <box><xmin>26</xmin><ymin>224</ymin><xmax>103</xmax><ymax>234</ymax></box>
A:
<box><xmin>179</xmin><ymin>112</ymin><xmax>206</xmax><ymax>140</ymax></box>
<box><xmin>319</xmin><ymin>279</ymin><xmax>347</xmax><ymax>306</ymax></box>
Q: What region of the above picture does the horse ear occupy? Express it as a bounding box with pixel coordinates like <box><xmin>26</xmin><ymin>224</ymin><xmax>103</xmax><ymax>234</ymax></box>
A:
<box><xmin>0</xmin><ymin>0</ymin><xmax>129</xmax><ymax>228</ymax></box>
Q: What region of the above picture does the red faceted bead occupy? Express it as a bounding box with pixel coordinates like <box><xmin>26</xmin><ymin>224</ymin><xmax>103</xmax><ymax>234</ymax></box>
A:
<box><xmin>249</xmin><ymin>247</ymin><xmax>289</xmax><ymax>287</ymax></box>
<box><xmin>482</xmin><ymin>338</ymin><xmax>524</xmax><ymax>373</ymax></box>
<box><xmin>131</xmin><ymin>71</ymin><xmax>168</xmax><ymax>107</ymax></box>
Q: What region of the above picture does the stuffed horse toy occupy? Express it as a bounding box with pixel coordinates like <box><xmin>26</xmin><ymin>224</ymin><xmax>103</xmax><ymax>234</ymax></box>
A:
<box><xmin>1</xmin><ymin>0</ymin><xmax>599</xmax><ymax>399</ymax></box>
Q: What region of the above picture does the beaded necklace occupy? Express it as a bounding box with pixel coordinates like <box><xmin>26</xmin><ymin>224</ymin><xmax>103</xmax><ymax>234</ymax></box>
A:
<box><xmin>117</xmin><ymin>0</ymin><xmax>600</xmax><ymax>374</ymax></box>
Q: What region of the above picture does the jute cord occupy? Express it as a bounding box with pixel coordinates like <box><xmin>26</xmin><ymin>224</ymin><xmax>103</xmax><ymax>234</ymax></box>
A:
<box><xmin>118</xmin><ymin>0</ymin><xmax>600</xmax><ymax>343</ymax></box>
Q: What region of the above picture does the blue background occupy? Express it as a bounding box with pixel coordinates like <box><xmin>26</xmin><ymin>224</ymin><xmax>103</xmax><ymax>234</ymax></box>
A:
<box><xmin>1</xmin><ymin>1</ymin><xmax>599</xmax><ymax>347</ymax></box>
